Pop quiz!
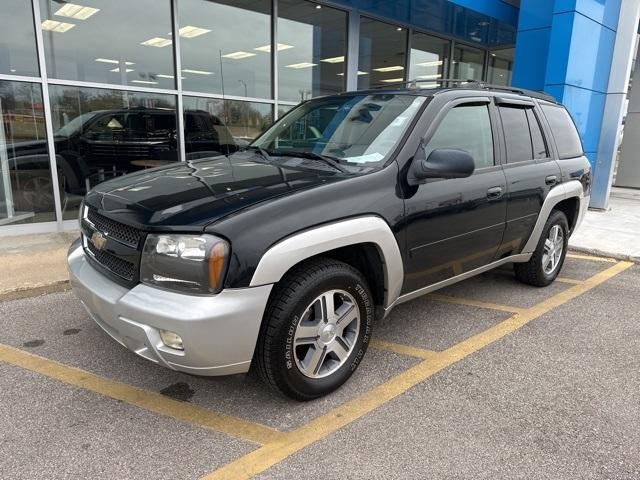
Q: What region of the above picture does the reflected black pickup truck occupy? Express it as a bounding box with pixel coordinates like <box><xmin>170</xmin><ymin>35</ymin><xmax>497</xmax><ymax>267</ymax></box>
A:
<box><xmin>68</xmin><ymin>83</ymin><xmax>590</xmax><ymax>400</ymax></box>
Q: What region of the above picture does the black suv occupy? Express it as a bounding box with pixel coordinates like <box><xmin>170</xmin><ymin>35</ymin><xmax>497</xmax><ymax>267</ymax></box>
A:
<box><xmin>68</xmin><ymin>82</ymin><xmax>591</xmax><ymax>400</ymax></box>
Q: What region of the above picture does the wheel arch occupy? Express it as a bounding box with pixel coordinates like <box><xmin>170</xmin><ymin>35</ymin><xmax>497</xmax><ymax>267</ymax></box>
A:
<box><xmin>249</xmin><ymin>216</ymin><xmax>403</xmax><ymax>309</ymax></box>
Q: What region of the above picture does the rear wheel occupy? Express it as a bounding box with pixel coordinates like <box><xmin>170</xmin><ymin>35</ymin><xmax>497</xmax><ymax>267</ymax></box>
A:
<box><xmin>514</xmin><ymin>210</ymin><xmax>569</xmax><ymax>287</ymax></box>
<box><xmin>254</xmin><ymin>258</ymin><xmax>373</xmax><ymax>401</ymax></box>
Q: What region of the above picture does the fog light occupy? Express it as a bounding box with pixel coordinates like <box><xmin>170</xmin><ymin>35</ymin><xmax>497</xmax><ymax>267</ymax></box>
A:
<box><xmin>159</xmin><ymin>329</ymin><xmax>184</xmax><ymax>350</ymax></box>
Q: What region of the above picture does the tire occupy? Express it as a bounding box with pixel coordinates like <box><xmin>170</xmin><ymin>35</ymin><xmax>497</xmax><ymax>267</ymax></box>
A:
<box><xmin>514</xmin><ymin>209</ymin><xmax>569</xmax><ymax>287</ymax></box>
<box><xmin>254</xmin><ymin>257</ymin><xmax>374</xmax><ymax>401</ymax></box>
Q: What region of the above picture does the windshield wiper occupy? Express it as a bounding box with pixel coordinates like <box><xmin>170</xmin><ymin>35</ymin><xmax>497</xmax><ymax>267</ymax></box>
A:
<box><xmin>243</xmin><ymin>145</ymin><xmax>273</xmax><ymax>163</ymax></box>
<box><xmin>274</xmin><ymin>150</ymin><xmax>349</xmax><ymax>173</ymax></box>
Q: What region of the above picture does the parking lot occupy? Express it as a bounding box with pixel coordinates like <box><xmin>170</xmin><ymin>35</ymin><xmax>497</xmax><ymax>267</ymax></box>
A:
<box><xmin>1</xmin><ymin>253</ymin><xmax>639</xmax><ymax>479</ymax></box>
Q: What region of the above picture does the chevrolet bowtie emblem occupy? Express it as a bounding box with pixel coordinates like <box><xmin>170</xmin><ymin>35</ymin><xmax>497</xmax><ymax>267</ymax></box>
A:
<box><xmin>90</xmin><ymin>231</ymin><xmax>107</xmax><ymax>251</ymax></box>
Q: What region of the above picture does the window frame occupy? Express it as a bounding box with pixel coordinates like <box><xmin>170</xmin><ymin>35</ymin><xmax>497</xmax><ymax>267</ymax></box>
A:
<box><xmin>422</xmin><ymin>96</ymin><xmax>499</xmax><ymax>172</ymax></box>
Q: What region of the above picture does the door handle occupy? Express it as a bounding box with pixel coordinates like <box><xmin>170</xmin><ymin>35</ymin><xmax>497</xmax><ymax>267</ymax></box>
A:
<box><xmin>545</xmin><ymin>175</ymin><xmax>558</xmax><ymax>186</ymax></box>
<box><xmin>486</xmin><ymin>186</ymin><xmax>503</xmax><ymax>200</ymax></box>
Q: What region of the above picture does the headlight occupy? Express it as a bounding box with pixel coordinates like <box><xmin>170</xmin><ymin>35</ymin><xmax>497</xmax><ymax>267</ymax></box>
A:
<box><xmin>140</xmin><ymin>233</ymin><xmax>229</xmax><ymax>294</ymax></box>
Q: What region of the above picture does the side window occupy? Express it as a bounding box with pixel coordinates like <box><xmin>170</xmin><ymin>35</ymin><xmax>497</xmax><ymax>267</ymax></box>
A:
<box><xmin>527</xmin><ymin>109</ymin><xmax>548</xmax><ymax>159</ymax></box>
<box><xmin>427</xmin><ymin>104</ymin><xmax>494</xmax><ymax>168</ymax></box>
<box><xmin>499</xmin><ymin>106</ymin><xmax>533</xmax><ymax>163</ymax></box>
<box><xmin>540</xmin><ymin>104</ymin><xmax>584</xmax><ymax>159</ymax></box>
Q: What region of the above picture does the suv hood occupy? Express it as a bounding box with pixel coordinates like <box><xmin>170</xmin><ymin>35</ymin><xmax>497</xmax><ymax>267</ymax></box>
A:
<box><xmin>84</xmin><ymin>152</ymin><xmax>349</xmax><ymax>230</ymax></box>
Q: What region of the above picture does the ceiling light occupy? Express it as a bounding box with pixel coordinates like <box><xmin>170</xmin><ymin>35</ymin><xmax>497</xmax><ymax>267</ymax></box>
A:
<box><xmin>54</xmin><ymin>3</ymin><xmax>99</xmax><ymax>20</ymax></box>
<box><xmin>182</xmin><ymin>69</ymin><xmax>213</xmax><ymax>75</ymax></box>
<box><xmin>491</xmin><ymin>53</ymin><xmax>497</xmax><ymax>57</ymax></box>
<box><xmin>416</xmin><ymin>74</ymin><xmax>442</xmax><ymax>80</ymax></box>
<box><xmin>156</xmin><ymin>74</ymin><xmax>187</xmax><ymax>79</ymax></box>
<box><xmin>41</xmin><ymin>20</ymin><xmax>75</xmax><ymax>33</ymax></box>
<box><xmin>131</xmin><ymin>80</ymin><xmax>158</xmax><ymax>85</ymax></box>
<box><xmin>381</xmin><ymin>78</ymin><xmax>405</xmax><ymax>83</ymax></box>
<box><xmin>285</xmin><ymin>62</ymin><xmax>317</xmax><ymax>69</ymax></box>
<box><xmin>253</xmin><ymin>43</ymin><xmax>294</xmax><ymax>53</ymax></box>
<box><xmin>396</xmin><ymin>27</ymin><xmax>402</xmax><ymax>31</ymax></box>
<box><xmin>141</xmin><ymin>37</ymin><xmax>172</xmax><ymax>48</ymax></box>
<box><xmin>373</xmin><ymin>65</ymin><xmax>404</xmax><ymax>72</ymax></box>
<box><xmin>96</xmin><ymin>58</ymin><xmax>135</xmax><ymax>65</ymax></box>
<box><xmin>321</xmin><ymin>56</ymin><xmax>345</xmax><ymax>64</ymax></box>
<box><xmin>415</xmin><ymin>60</ymin><xmax>443</xmax><ymax>67</ymax></box>
<box><xmin>110</xmin><ymin>67</ymin><xmax>135</xmax><ymax>73</ymax></box>
<box><xmin>222</xmin><ymin>51</ymin><xmax>256</xmax><ymax>60</ymax></box>
<box><xmin>337</xmin><ymin>70</ymin><xmax>368</xmax><ymax>76</ymax></box>
<box><xmin>178</xmin><ymin>25</ymin><xmax>211</xmax><ymax>38</ymax></box>
<box><xmin>315</xmin><ymin>4</ymin><xmax>322</xmax><ymax>9</ymax></box>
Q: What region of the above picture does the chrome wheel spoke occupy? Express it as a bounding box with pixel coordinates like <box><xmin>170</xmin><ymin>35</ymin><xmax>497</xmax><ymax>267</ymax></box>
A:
<box><xmin>335</xmin><ymin>303</ymin><xmax>358</xmax><ymax>336</ymax></box>
<box><xmin>293</xmin><ymin>325</ymin><xmax>319</xmax><ymax>345</ymax></box>
<box><xmin>543</xmin><ymin>225</ymin><xmax>564</xmax><ymax>274</ymax></box>
<box><xmin>321</xmin><ymin>292</ymin><xmax>337</xmax><ymax>324</ymax></box>
<box><xmin>329</xmin><ymin>338</ymin><xmax>350</xmax><ymax>362</ymax></box>
<box><xmin>301</xmin><ymin>346</ymin><xmax>326</xmax><ymax>376</ymax></box>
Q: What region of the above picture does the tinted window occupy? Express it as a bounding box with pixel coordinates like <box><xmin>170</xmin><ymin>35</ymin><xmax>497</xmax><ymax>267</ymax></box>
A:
<box><xmin>527</xmin><ymin>109</ymin><xmax>548</xmax><ymax>159</ymax></box>
<box><xmin>452</xmin><ymin>44</ymin><xmax>484</xmax><ymax>81</ymax></box>
<box><xmin>409</xmin><ymin>33</ymin><xmax>450</xmax><ymax>86</ymax></box>
<box><xmin>358</xmin><ymin>18</ymin><xmax>408</xmax><ymax>89</ymax></box>
<box><xmin>541</xmin><ymin>104</ymin><xmax>583</xmax><ymax>158</ymax></box>
<box><xmin>499</xmin><ymin>106</ymin><xmax>533</xmax><ymax>163</ymax></box>
<box><xmin>0</xmin><ymin>1</ymin><xmax>39</xmax><ymax>76</ymax></box>
<box><xmin>427</xmin><ymin>104</ymin><xmax>494</xmax><ymax>168</ymax></box>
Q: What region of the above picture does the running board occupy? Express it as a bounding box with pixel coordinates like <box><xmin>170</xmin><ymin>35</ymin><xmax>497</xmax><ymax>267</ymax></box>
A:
<box><xmin>385</xmin><ymin>253</ymin><xmax>532</xmax><ymax>313</ymax></box>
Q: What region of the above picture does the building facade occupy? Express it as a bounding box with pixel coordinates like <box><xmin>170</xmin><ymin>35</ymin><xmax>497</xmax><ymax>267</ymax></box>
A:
<box><xmin>0</xmin><ymin>0</ymin><xmax>637</xmax><ymax>235</ymax></box>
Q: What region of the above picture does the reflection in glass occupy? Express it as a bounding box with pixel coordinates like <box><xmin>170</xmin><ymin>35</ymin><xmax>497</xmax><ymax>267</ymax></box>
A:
<box><xmin>0</xmin><ymin>1</ymin><xmax>39</xmax><ymax>76</ymax></box>
<box><xmin>48</xmin><ymin>85</ymin><xmax>178</xmax><ymax>219</ymax></box>
<box><xmin>452</xmin><ymin>44</ymin><xmax>484</xmax><ymax>81</ymax></box>
<box><xmin>0</xmin><ymin>81</ymin><xmax>56</xmax><ymax>225</ymax></box>
<box><xmin>178</xmin><ymin>0</ymin><xmax>271</xmax><ymax>98</ymax></box>
<box><xmin>277</xmin><ymin>104</ymin><xmax>295</xmax><ymax>119</ymax></box>
<box><xmin>38</xmin><ymin>0</ymin><xmax>175</xmax><ymax>89</ymax></box>
<box><xmin>277</xmin><ymin>0</ymin><xmax>346</xmax><ymax>102</ymax></box>
<box><xmin>183</xmin><ymin>97</ymin><xmax>272</xmax><ymax>158</ymax></box>
<box><xmin>408</xmin><ymin>33</ymin><xmax>450</xmax><ymax>87</ymax></box>
<box><xmin>358</xmin><ymin>18</ymin><xmax>407</xmax><ymax>89</ymax></box>
<box><xmin>487</xmin><ymin>48</ymin><xmax>514</xmax><ymax>86</ymax></box>
<box><xmin>254</xmin><ymin>94</ymin><xmax>425</xmax><ymax>168</ymax></box>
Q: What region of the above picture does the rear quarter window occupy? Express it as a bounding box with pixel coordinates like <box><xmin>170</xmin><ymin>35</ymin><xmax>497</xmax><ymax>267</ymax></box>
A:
<box><xmin>540</xmin><ymin>104</ymin><xmax>583</xmax><ymax>159</ymax></box>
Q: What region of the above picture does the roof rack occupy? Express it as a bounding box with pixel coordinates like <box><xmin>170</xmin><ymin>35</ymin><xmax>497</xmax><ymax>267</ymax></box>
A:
<box><xmin>370</xmin><ymin>78</ymin><xmax>557</xmax><ymax>103</ymax></box>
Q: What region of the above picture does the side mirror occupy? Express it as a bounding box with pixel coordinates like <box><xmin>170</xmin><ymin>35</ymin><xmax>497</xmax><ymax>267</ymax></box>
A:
<box><xmin>409</xmin><ymin>148</ymin><xmax>475</xmax><ymax>184</ymax></box>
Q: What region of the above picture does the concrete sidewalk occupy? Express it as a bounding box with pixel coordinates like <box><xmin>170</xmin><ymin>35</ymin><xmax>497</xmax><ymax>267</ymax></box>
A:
<box><xmin>569</xmin><ymin>187</ymin><xmax>640</xmax><ymax>262</ymax></box>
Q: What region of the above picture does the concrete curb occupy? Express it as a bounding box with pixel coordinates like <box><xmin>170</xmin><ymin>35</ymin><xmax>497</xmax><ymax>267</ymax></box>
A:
<box><xmin>0</xmin><ymin>280</ymin><xmax>71</xmax><ymax>302</ymax></box>
<box><xmin>569</xmin><ymin>246</ymin><xmax>640</xmax><ymax>264</ymax></box>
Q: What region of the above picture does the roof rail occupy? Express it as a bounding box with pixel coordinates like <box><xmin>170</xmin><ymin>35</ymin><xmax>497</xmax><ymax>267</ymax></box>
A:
<box><xmin>369</xmin><ymin>78</ymin><xmax>557</xmax><ymax>103</ymax></box>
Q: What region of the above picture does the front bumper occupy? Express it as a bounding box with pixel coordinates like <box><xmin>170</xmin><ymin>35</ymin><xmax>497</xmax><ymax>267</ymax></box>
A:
<box><xmin>67</xmin><ymin>239</ymin><xmax>272</xmax><ymax>376</ymax></box>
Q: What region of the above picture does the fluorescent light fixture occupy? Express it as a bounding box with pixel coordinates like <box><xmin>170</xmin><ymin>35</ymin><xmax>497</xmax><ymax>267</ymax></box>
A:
<box><xmin>156</xmin><ymin>74</ymin><xmax>186</xmax><ymax>79</ymax></box>
<box><xmin>285</xmin><ymin>62</ymin><xmax>317</xmax><ymax>69</ymax></box>
<box><xmin>55</xmin><ymin>3</ymin><xmax>99</xmax><ymax>20</ymax></box>
<box><xmin>222</xmin><ymin>51</ymin><xmax>256</xmax><ymax>60</ymax></box>
<box><xmin>41</xmin><ymin>20</ymin><xmax>75</xmax><ymax>33</ymax></box>
<box><xmin>182</xmin><ymin>69</ymin><xmax>213</xmax><ymax>75</ymax></box>
<box><xmin>416</xmin><ymin>74</ymin><xmax>442</xmax><ymax>80</ymax></box>
<box><xmin>96</xmin><ymin>58</ymin><xmax>135</xmax><ymax>65</ymax></box>
<box><xmin>337</xmin><ymin>71</ymin><xmax>368</xmax><ymax>76</ymax></box>
<box><xmin>110</xmin><ymin>67</ymin><xmax>135</xmax><ymax>73</ymax></box>
<box><xmin>253</xmin><ymin>43</ymin><xmax>293</xmax><ymax>53</ymax></box>
<box><xmin>178</xmin><ymin>25</ymin><xmax>211</xmax><ymax>38</ymax></box>
<box><xmin>321</xmin><ymin>56</ymin><xmax>345</xmax><ymax>64</ymax></box>
<box><xmin>373</xmin><ymin>65</ymin><xmax>404</xmax><ymax>72</ymax></box>
<box><xmin>131</xmin><ymin>80</ymin><xmax>158</xmax><ymax>85</ymax></box>
<box><xmin>415</xmin><ymin>60</ymin><xmax>443</xmax><ymax>68</ymax></box>
<box><xmin>141</xmin><ymin>37</ymin><xmax>172</xmax><ymax>48</ymax></box>
<box><xmin>316</xmin><ymin>4</ymin><xmax>322</xmax><ymax>9</ymax></box>
<box><xmin>396</xmin><ymin>27</ymin><xmax>403</xmax><ymax>31</ymax></box>
<box><xmin>380</xmin><ymin>78</ymin><xmax>404</xmax><ymax>83</ymax></box>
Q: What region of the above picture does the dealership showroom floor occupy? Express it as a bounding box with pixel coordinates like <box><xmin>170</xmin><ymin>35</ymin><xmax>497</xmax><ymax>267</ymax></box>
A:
<box><xmin>0</xmin><ymin>254</ymin><xmax>638</xmax><ymax>479</ymax></box>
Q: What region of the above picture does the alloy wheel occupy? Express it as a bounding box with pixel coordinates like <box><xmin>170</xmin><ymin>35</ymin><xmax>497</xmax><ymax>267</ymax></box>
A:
<box><xmin>542</xmin><ymin>224</ymin><xmax>564</xmax><ymax>275</ymax></box>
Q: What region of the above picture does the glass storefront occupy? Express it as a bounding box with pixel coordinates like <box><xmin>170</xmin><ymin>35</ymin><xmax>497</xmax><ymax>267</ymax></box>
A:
<box><xmin>358</xmin><ymin>17</ymin><xmax>408</xmax><ymax>89</ymax></box>
<box><xmin>0</xmin><ymin>0</ymin><xmax>513</xmax><ymax>234</ymax></box>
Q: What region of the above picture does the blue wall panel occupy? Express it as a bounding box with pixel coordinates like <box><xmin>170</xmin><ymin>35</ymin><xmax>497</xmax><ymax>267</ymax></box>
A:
<box><xmin>517</xmin><ymin>0</ymin><xmax>555</xmax><ymax>30</ymax></box>
<box><xmin>554</xmin><ymin>0</ymin><xmax>621</xmax><ymax>30</ymax></box>
<box><xmin>512</xmin><ymin>27</ymin><xmax>552</xmax><ymax>90</ymax></box>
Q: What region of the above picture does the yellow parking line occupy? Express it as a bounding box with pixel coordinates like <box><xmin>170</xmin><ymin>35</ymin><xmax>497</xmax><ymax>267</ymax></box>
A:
<box><xmin>426</xmin><ymin>293</ymin><xmax>524</xmax><ymax>314</ymax></box>
<box><xmin>202</xmin><ymin>260</ymin><xmax>633</xmax><ymax>480</ymax></box>
<box><xmin>369</xmin><ymin>339</ymin><xmax>437</xmax><ymax>360</ymax></box>
<box><xmin>567</xmin><ymin>253</ymin><xmax>617</xmax><ymax>263</ymax></box>
<box><xmin>0</xmin><ymin>343</ymin><xmax>283</xmax><ymax>445</ymax></box>
<box><xmin>556</xmin><ymin>277</ymin><xmax>583</xmax><ymax>285</ymax></box>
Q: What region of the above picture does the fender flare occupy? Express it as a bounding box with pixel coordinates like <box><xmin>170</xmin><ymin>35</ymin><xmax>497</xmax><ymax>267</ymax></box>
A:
<box><xmin>249</xmin><ymin>216</ymin><xmax>404</xmax><ymax>309</ymax></box>
<box><xmin>520</xmin><ymin>179</ymin><xmax>587</xmax><ymax>254</ymax></box>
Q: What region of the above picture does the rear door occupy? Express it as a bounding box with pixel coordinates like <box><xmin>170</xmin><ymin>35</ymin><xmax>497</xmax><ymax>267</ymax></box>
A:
<box><xmin>496</xmin><ymin>97</ymin><xmax>561</xmax><ymax>256</ymax></box>
<box><xmin>402</xmin><ymin>97</ymin><xmax>508</xmax><ymax>293</ymax></box>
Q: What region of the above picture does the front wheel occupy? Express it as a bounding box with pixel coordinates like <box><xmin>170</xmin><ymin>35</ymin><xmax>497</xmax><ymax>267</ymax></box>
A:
<box><xmin>254</xmin><ymin>258</ymin><xmax>374</xmax><ymax>401</ymax></box>
<box><xmin>514</xmin><ymin>209</ymin><xmax>569</xmax><ymax>287</ymax></box>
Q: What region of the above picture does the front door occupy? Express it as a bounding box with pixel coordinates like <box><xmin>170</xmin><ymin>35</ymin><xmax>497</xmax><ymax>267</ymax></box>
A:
<box><xmin>402</xmin><ymin>98</ymin><xmax>507</xmax><ymax>293</ymax></box>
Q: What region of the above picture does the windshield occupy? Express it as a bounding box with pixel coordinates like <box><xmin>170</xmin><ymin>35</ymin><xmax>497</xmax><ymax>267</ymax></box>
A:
<box><xmin>253</xmin><ymin>94</ymin><xmax>426</xmax><ymax>167</ymax></box>
<box><xmin>54</xmin><ymin>111</ymin><xmax>101</xmax><ymax>138</ymax></box>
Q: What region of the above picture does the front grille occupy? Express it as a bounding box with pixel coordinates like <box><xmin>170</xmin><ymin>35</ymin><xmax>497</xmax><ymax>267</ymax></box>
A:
<box><xmin>88</xmin><ymin>143</ymin><xmax>152</xmax><ymax>159</ymax></box>
<box><xmin>87</xmin><ymin>209</ymin><xmax>142</xmax><ymax>248</ymax></box>
<box><xmin>86</xmin><ymin>240</ymin><xmax>136</xmax><ymax>281</ymax></box>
